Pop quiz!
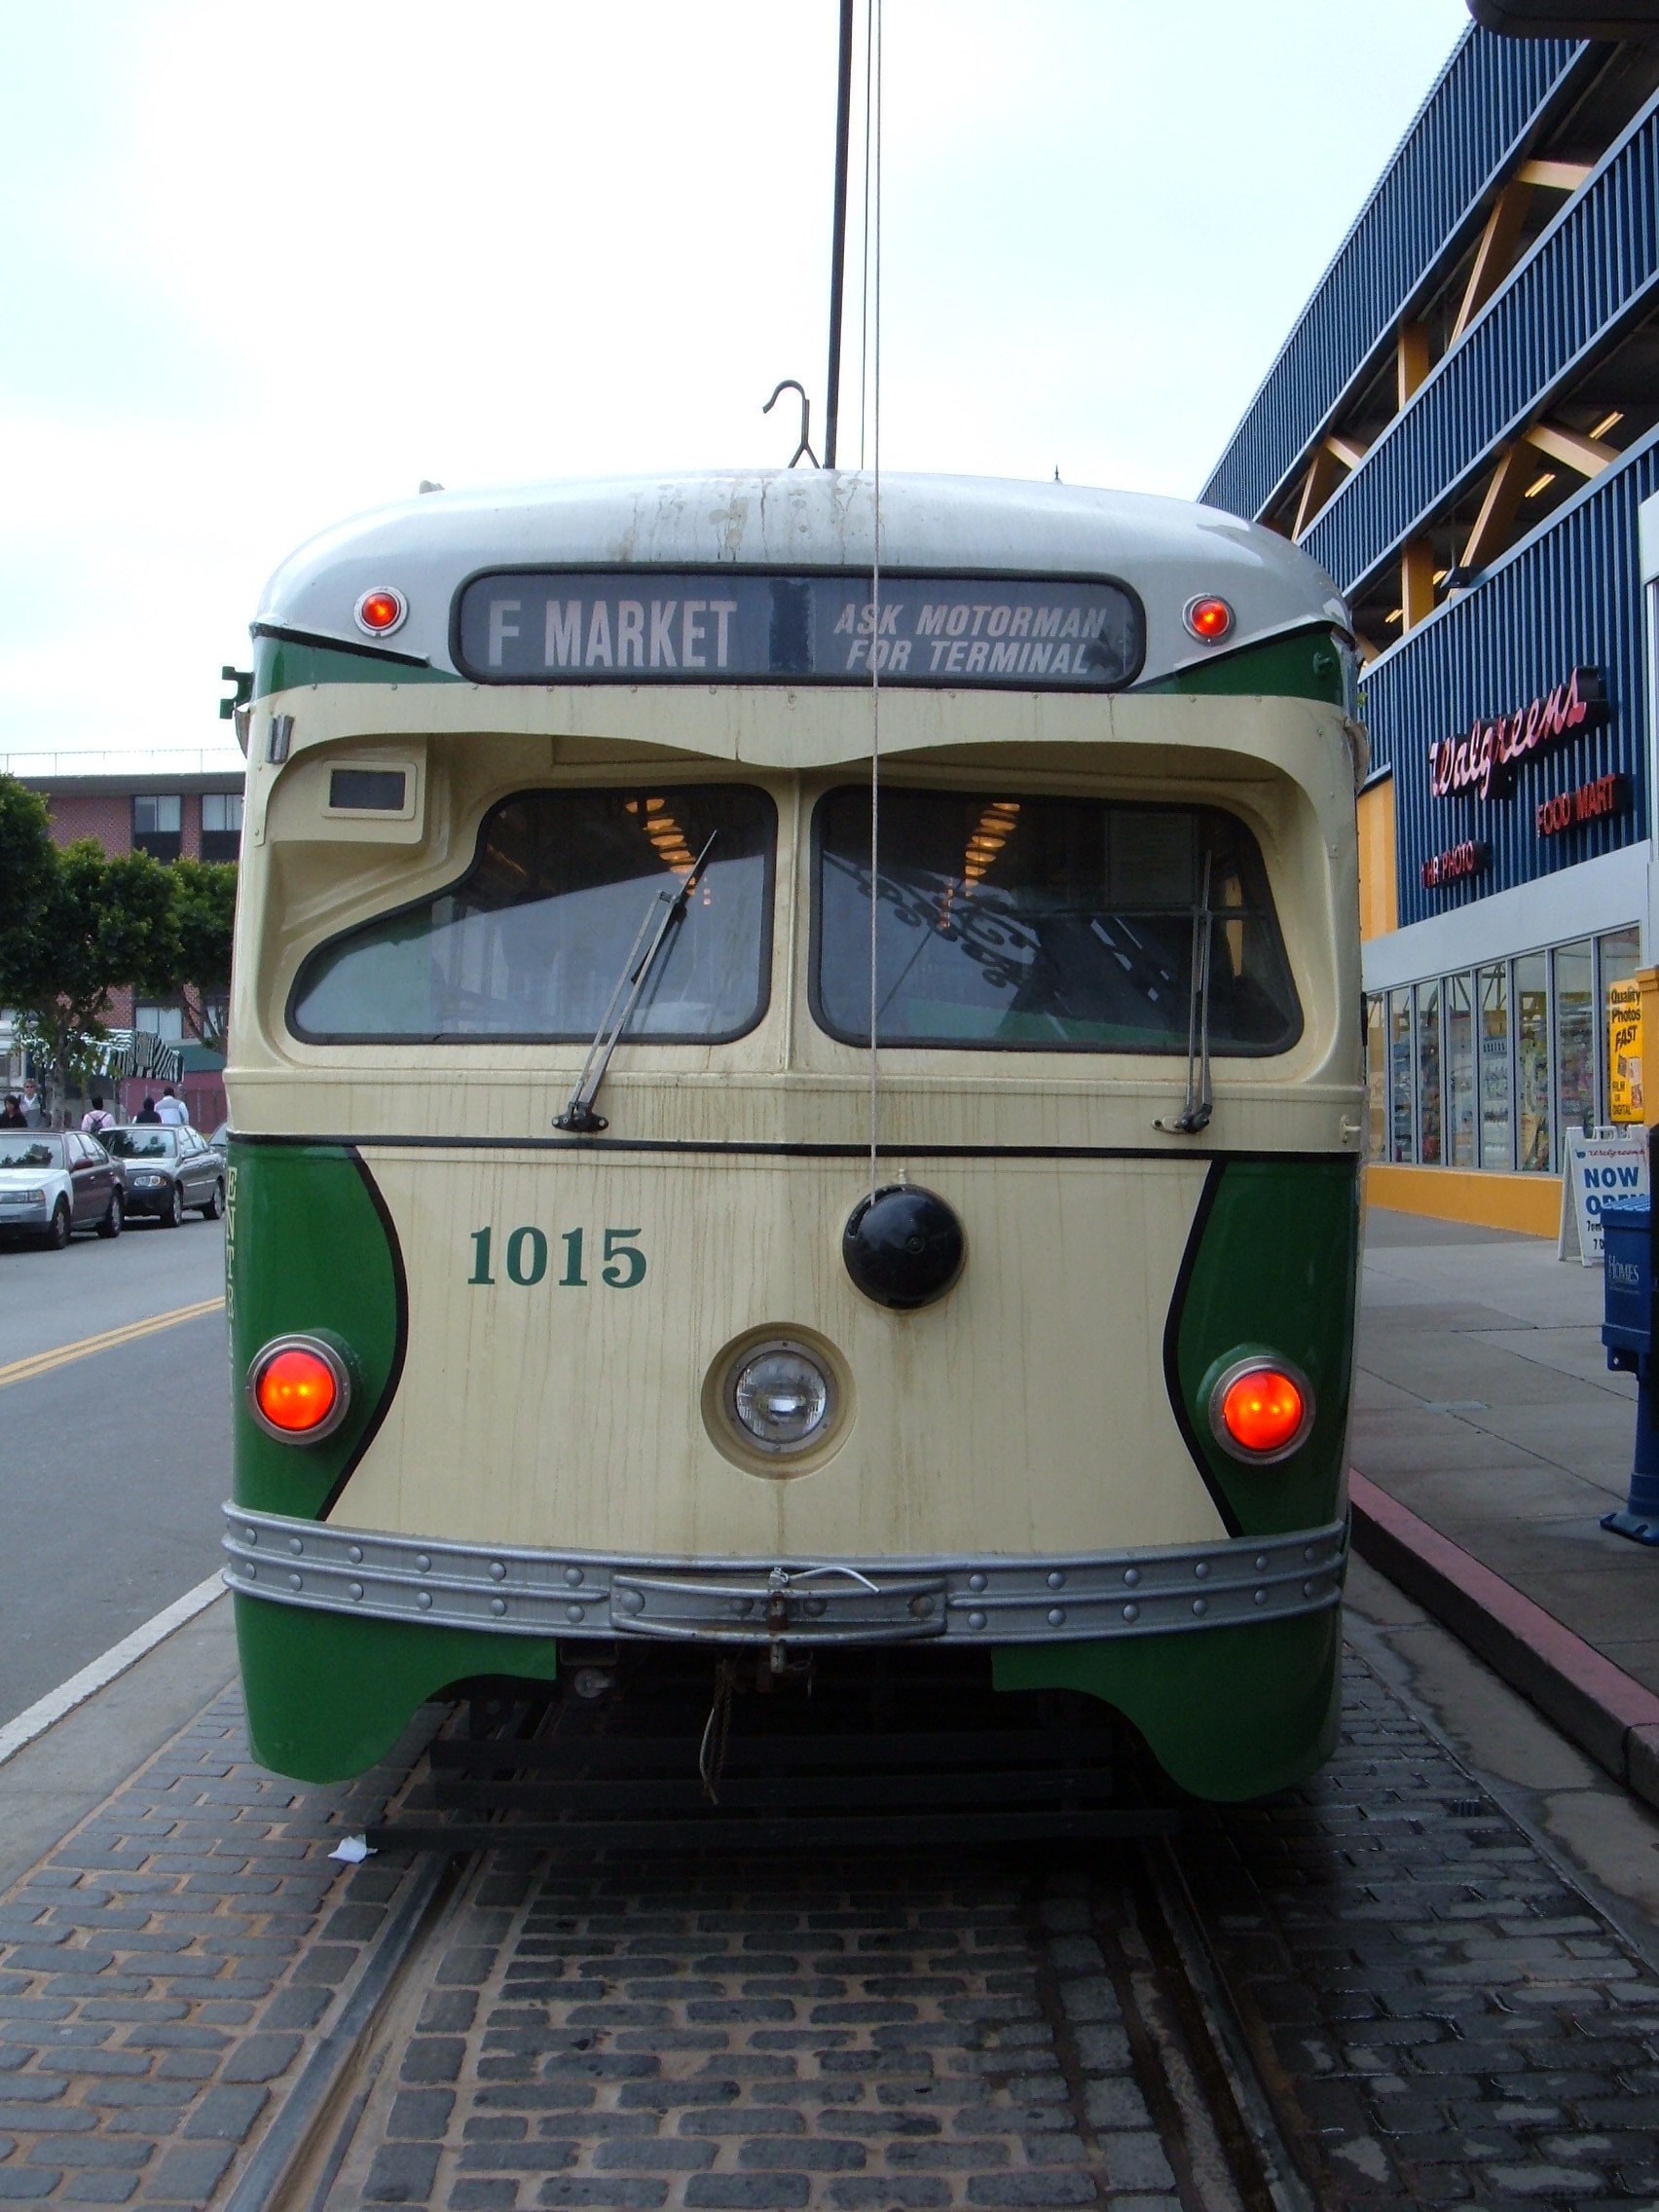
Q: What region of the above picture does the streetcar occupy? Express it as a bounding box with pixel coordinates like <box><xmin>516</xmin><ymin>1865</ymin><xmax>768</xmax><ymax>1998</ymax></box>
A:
<box><xmin>221</xmin><ymin>469</ymin><xmax>1363</xmax><ymax>1803</ymax></box>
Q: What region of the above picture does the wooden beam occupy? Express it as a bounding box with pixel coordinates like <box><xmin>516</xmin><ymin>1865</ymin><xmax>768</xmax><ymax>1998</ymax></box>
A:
<box><xmin>1401</xmin><ymin>538</ymin><xmax>1437</xmax><ymax>632</ymax></box>
<box><xmin>1290</xmin><ymin>435</ymin><xmax>1369</xmax><ymax>540</ymax></box>
<box><xmin>1517</xmin><ymin>158</ymin><xmax>1591</xmax><ymax>194</ymax></box>
<box><xmin>1452</xmin><ymin>181</ymin><xmax>1532</xmax><ymax>344</ymax></box>
<box><xmin>1291</xmin><ymin>445</ymin><xmax>1342</xmax><ymax>540</ymax></box>
<box><xmin>1397</xmin><ymin>321</ymin><xmax>1431</xmax><ymax>411</ymax></box>
<box><xmin>1460</xmin><ymin>443</ymin><xmax>1534</xmax><ymax>572</ymax></box>
<box><xmin>1525</xmin><ymin>421</ymin><xmax>1618</xmax><ymax>476</ymax></box>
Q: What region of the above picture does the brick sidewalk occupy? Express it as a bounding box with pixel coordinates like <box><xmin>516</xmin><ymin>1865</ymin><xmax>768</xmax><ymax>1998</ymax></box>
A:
<box><xmin>0</xmin><ymin>1686</ymin><xmax>430</xmax><ymax>2206</ymax></box>
<box><xmin>1353</xmin><ymin>1206</ymin><xmax>1655</xmax><ymax>1690</ymax></box>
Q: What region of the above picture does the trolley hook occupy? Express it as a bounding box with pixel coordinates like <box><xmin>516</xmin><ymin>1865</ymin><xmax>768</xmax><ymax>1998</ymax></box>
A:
<box><xmin>763</xmin><ymin>380</ymin><xmax>820</xmax><ymax>469</ymax></box>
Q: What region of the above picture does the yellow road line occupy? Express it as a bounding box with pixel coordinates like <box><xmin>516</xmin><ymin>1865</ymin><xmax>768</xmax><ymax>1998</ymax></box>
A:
<box><xmin>0</xmin><ymin>1297</ymin><xmax>226</xmax><ymax>1390</ymax></box>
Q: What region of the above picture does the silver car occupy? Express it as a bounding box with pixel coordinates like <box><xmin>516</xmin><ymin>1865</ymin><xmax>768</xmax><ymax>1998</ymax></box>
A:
<box><xmin>0</xmin><ymin>1131</ymin><xmax>124</xmax><ymax>1248</ymax></box>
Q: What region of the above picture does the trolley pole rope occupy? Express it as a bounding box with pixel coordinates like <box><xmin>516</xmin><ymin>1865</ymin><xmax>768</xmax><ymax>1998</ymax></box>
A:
<box><xmin>866</xmin><ymin>0</ymin><xmax>883</xmax><ymax>1206</ymax></box>
<box><xmin>824</xmin><ymin>0</ymin><xmax>855</xmax><ymax>471</ymax></box>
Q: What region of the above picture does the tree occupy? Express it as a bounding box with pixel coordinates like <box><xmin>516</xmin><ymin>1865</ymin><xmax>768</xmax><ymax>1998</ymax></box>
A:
<box><xmin>166</xmin><ymin>859</ymin><xmax>238</xmax><ymax>1046</ymax></box>
<box><xmin>0</xmin><ymin>776</ymin><xmax>56</xmax><ymax>988</ymax></box>
<box><xmin>0</xmin><ymin>773</ymin><xmax>238</xmax><ymax>1114</ymax></box>
<box><xmin>0</xmin><ymin>795</ymin><xmax>179</xmax><ymax>1122</ymax></box>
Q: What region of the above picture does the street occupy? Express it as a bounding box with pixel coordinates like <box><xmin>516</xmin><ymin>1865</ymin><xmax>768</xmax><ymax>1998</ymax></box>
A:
<box><xmin>0</xmin><ymin>1214</ymin><xmax>229</xmax><ymax>1726</ymax></box>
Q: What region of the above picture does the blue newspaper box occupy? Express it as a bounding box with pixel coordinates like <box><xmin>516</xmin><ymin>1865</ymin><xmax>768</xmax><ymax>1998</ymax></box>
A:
<box><xmin>1602</xmin><ymin>1199</ymin><xmax>1659</xmax><ymax>1541</ymax></box>
<box><xmin>1603</xmin><ymin>1201</ymin><xmax>1652</xmax><ymax>1371</ymax></box>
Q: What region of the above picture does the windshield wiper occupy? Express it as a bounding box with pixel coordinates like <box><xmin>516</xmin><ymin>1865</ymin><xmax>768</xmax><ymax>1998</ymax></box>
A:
<box><xmin>555</xmin><ymin>831</ymin><xmax>719</xmax><ymax>1134</ymax></box>
<box><xmin>1155</xmin><ymin>851</ymin><xmax>1214</xmax><ymax>1136</ymax></box>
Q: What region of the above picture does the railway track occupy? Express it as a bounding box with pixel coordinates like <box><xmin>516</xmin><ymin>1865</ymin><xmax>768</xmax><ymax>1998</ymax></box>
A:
<box><xmin>12</xmin><ymin>1635</ymin><xmax>1659</xmax><ymax>2207</ymax></box>
<box><xmin>223</xmin><ymin>1765</ymin><xmax>1318</xmax><ymax>2209</ymax></box>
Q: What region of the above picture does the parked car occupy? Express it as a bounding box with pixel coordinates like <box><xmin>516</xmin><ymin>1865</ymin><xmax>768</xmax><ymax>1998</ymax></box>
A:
<box><xmin>102</xmin><ymin>1125</ymin><xmax>226</xmax><ymax>1226</ymax></box>
<box><xmin>0</xmin><ymin>1131</ymin><xmax>124</xmax><ymax>1248</ymax></box>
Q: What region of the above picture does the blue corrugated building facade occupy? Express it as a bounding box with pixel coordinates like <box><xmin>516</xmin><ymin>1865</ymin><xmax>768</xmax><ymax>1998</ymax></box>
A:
<box><xmin>1203</xmin><ymin>22</ymin><xmax>1659</xmax><ymax>1227</ymax></box>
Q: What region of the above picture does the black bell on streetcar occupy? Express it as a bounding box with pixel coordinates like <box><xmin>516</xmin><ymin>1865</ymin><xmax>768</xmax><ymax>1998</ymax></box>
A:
<box><xmin>842</xmin><ymin>1184</ymin><xmax>966</xmax><ymax>1310</ymax></box>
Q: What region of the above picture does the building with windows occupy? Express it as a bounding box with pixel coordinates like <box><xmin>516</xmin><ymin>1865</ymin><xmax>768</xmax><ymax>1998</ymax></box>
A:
<box><xmin>1</xmin><ymin>751</ymin><xmax>244</xmax><ymax>1126</ymax></box>
<box><xmin>1203</xmin><ymin>24</ymin><xmax>1659</xmax><ymax>1231</ymax></box>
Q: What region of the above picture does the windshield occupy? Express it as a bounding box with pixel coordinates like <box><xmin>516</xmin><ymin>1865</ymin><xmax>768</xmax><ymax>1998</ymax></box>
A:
<box><xmin>0</xmin><ymin>1137</ymin><xmax>61</xmax><ymax>1170</ymax></box>
<box><xmin>105</xmin><ymin>1129</ymin><xmax>179</xmax><ymax>1159</ymax></box>
<box><xmin>291</xmin><ymin>785</ymin><xmax>775</xmax><ymax>1043</ymax></box>
<box><xmin>812</xmin><ymin>787</ymin><xmax>1301</xmax><ymax>1053</ymax></box>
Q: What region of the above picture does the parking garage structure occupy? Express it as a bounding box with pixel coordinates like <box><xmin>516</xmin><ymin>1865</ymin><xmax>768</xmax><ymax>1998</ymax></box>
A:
<box><xmin>1203</xmin><ymin>23</ymin><xmax>1659</xmax><ymax>1230</ymax></box>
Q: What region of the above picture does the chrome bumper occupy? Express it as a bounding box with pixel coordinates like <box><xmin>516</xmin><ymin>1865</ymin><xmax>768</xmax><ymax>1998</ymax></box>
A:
<box><xmin>223</xmin><ymin>1503</ymin><xmax>1346</xmax><ymax>1647</ymax></box>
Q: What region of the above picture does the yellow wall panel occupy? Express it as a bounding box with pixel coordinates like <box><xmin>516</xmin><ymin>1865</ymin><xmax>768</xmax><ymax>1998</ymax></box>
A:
<box><xmin>1356</xmin><ymin>776</ymin><xmax>1398</xmax><ymax>944</ymax></box>
<box><xmin>1365</xmin><ymin>1162</ymin><xmax>1560</xmax><ymax>1236</ymax></box>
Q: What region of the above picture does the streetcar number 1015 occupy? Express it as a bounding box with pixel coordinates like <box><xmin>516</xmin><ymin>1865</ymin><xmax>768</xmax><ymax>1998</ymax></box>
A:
<box><xmin>467</xmin><ymin>1225</ymin><xmax>645</xmax><ymax>1289</ymax></box>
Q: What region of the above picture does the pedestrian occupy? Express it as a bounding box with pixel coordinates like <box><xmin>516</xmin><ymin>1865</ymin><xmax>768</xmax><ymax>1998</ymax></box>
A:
<box><xmin>18</xmin><ymin>1077</ymin><xmax>44</xmax><ymax>1126</ymax></box>
<box><xmin>134</xmin><ymin>1094</ymin><xmax>161</xmax><ymax>1124</ymax></box>
<box><xmin>0</xmin><ymin>1095</ymin><xmax>25</xmax><ymax>1128</ymax></box>
<box><xmin>81</xmin><ymin>1095</ymin><xmax>114</xmax><ymax>1136</ymax></box>
<box><xmin>156</xmin><ymin>1087</ymin><xmax>188</xmax><ymax>1126</ymax></box>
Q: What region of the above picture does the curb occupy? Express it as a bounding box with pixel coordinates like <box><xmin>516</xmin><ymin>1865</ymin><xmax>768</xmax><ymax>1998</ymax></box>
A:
<box><xmin>1349</xmin><ymin>1471</ymin><xmax>1659</xmax><ymax>1817</ymax></box>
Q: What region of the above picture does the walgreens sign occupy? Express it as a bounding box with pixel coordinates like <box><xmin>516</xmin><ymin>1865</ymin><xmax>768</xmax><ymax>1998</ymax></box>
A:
<box><xmin>1428</xmin><ymin>666</ymin><xmax>1609</xmax><ymax>802</ymax></box>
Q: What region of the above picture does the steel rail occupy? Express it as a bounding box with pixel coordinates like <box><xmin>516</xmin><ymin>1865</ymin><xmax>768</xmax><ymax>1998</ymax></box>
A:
<box><xmin>219</xmin><ymin>1851</ymin><xmax>461</xmax><ymax>2212</ymax></box>
<box><xmin>1136</xmin><ymin>1837</ymin><xmax>1321</xmax><ymax>2212</ymax></box>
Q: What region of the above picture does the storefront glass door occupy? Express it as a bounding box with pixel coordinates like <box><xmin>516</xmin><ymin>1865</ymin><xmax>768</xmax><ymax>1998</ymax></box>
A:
<box><xmin>1389</xmin><ymin>988</ymin><xmax>1415</xmax><ymax>1162</ymax></box>
<box><xmin>1445</xmin><ymin>972</ymin><xmax>1474</xmax><ymax>1166</ymax></box>
<box><xmin>1366</xmin><ymin>996</ymin><xmax>1386</xmax><ymax>1161</ymax></box>
<box><xmin>1515</xmin><ymin>951</ymin><xmax>1552</xmax><ymax>1172</ymax></box>
<box><xmin>1416</xmin><ymin>980</ymin><xmax>1442</xmax><ymax>1162</ymax></box>
<box><xmin>1552</xmin><ymin>940</ymin><xmax>1594</xmax><ymax>1145</ymax></box>
<box><xmin>1479</xmin><ymin>964</ymin><xmax>1511</xmax><ymax>1170</ymax></box>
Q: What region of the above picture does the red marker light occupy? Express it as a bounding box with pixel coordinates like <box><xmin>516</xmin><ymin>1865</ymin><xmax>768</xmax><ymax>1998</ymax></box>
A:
<box><xmin>1185</xmin><ymin>595</ymin><xmax>1234</xmax><ymax>644</ymax></box>
<box><xmin>247</xmin><ymin>1338</ymin><xmax>351</xmax><ymax>1442</ymax></box>
<box><xmin>1210</xmin><ymin>1359</ymin><xmax>1312</xmax><ymax>1461</ymax></box>
<box><xmin>354</xmin><ymin>587</ymin><xmax>407</xmax><ymax>637</ymax></box>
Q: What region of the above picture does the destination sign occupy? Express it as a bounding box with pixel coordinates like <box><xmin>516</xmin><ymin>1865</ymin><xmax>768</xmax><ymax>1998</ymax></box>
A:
<box><xmin>453</xmin><ymin>571</ymin><xmax>1143</xmax><ymax>689</ymax></box>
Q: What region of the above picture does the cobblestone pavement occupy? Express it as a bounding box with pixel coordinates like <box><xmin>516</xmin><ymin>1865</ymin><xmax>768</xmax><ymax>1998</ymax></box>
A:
<box><xmin>0</xmin><ymin>1688</ymin><xmax>433</xmax><ymax>2207</ymax></box>
<box><xmin>3</xmin><ymin>1647</ymin><xmax>1659</xmax><ymax>2208</ymax></box>
<box><xmin>1186</xmin><ymin>1661</ymin><xmax>1659</xmax><ymax>2210</ymax></box>
<box><xmin>326</xmin><ymin>1854</ymin><xmax>1207</xmax><ymax>2212</ymax></box>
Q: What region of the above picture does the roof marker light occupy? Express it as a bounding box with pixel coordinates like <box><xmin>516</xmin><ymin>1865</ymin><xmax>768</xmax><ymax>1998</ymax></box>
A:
<box><xmin>1184</xmin><ymin>595</ymin><xmax>1234</xmax><ymax>645</ymax></box>
<box><xmin>246</xmin><ymin>1336</ymin><xmax>352</xmax><ymax>1444</ymax></box>
<box><xmin>354</xmin><ymin>587</ymin><xmax>407</xmax><ymax>638</ymax></box>
<box><xmin>1208</xmin><ymin>1355</ymin><xmax>1313</xmax><ymax>1463</ymax></box>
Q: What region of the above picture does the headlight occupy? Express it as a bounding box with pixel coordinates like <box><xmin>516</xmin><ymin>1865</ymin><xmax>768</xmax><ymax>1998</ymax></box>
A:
<box><xmin>133</xmin><ymin>1173</ymin><xmax>165</xmax><ymax>1187</ymax></box>
<box><xmin>728</xmin><ymin>1343</ymin><xmax>833</xmax><ymax>1453</ymax></box>
<box><xmin>18</xmin><ymin>1189</ymin><xmax>45</xmax><ymax>1203</ymax></box>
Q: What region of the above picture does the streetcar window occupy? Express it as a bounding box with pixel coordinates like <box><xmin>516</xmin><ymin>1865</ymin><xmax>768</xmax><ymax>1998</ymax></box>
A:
<box><xmin>289</xmin><ymin>784</ymin><xmax>775</xmax><ymax>1043</ymax></box>
<box><xmin>329</xmin><ymin>769</ymin><xmax>408</xmax><ymax>812</ymax></box>
<box><xmin>811</xmin><ymin>788</ymin><xmax>1302</xmax><ymax>1054</ymax></box>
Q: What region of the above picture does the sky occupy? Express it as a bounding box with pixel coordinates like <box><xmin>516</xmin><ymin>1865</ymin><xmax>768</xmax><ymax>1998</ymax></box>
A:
<box><xmin>0</xmin><ymin>0</ymin><xmax>1471</xmax><ymax>761</ymax></box>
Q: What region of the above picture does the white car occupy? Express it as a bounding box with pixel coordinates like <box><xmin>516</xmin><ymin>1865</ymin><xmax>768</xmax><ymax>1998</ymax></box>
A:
<box><xmin>0</xmin><ymin>1130</ymin><xmax>124</xmax><ymax>1249</ymax></box>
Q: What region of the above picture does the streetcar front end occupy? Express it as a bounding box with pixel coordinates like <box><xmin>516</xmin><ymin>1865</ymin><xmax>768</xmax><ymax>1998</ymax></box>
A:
<box><xmin>222</xmin><ymin>470</ymin><xmax>1364</xmax><ymax>1802</ymax></box>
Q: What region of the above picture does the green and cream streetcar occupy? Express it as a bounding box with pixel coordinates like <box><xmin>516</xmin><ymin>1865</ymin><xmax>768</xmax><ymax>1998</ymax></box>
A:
<box><xmin>222</xmin><ymin>468</ymin><xmax>1363</xmax><ymax>1800</ymax></box>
